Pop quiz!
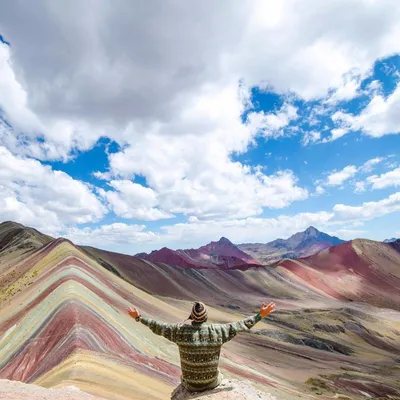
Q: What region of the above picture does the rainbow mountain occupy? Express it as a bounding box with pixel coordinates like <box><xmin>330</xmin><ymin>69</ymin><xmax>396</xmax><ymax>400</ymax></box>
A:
<box><xmin>1</xmin><ymin>221</ymin><xmax>400</xmax><ymax>399</ymax></box>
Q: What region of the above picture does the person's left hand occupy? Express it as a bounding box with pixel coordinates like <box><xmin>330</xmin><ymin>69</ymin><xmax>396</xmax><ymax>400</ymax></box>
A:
<box><xmin>127</xmin><ymin>306</ymin><xmax>140</xmax><ymax>319</ymax></box>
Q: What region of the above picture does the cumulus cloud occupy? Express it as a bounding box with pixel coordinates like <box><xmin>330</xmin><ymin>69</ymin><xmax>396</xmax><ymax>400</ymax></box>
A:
<box><xmin>163</xmin><ymin>191</ymin><xmax>400</xmax><ymax>247</ymax></box>
<box><xmin>322</xmin><ymin>157</ymin><xmax>386</xmax><ymax>189</ymax></box>
<box><xmin>324</xmin><ymin>74</ymin><xmax>362</xmax><ymax>105</ymax></box>
<box><xmin>246</xmin><ymin>103</ymin><xmax>298</xmax><ymax>139</ymax></box>
<box><xmin>302</xmin><ymin>130</ymin><xmax>321</xmax><ymax>145</ymax></box>
<box><xmin>332</xmin><ymin>84</ymin><xmax>400</xmax><ymax>140</ymax></box>
<box><xmin>333</xmin><ymin>192</ymin><xmax>400</xmax><ymax>221</ymax></box>
<box><xmin>360</xmin><ymin>157</ymin><xmax>385</xmax><ymax>173</ymax></box>
<box><xmin>94</xmin><ymin>82</ymin><xmax>308</xmax><ymax>220</ymax></box>
<box><xmin>0</xmin><ymin>146</ymin><xmax>106</xmax><ymax>234</ymax></box>
<box><xmin>366</xmin><ymin>167</ymin><xmax>400</xmax><ymax>189</ymax></box>
<box><xmin>326</xmin><ymin>228</ymin><xmax>367</xmax><ymax>240</ymax></box>
<box><xmin>354</xmin><ymin>181</ymin><xmax>366</xmax><ymax>193</ymax></box>
<box><xmin>1</xmin><ymin>0</ymin><xmax>400</xmax><ymax>249</ymax></box>
<box><xmin>1</xmin><ymin>0</ymin><xmax>400</xmax><ymax>159</ymax></box>
<box><xmin>99</xmin><ymin>180</ymin><xmax>173</xmax><ymax>221</ymax></box>
<box><xmin>326</xmin><ymin>165</ymin><xmax>358</xmax><ymax>186</ymax></box>
<box><xmin>65</xmin><ymin>223</ymin><xmax>159</xmax><ymax>249</ymax></box>
<box><xmin>58</xmin><ymin>190</ymin><xmax>400</xmax><ymax>251</ymax></box>
<box><xmin>107</xmin><ymin>131</ymin><xmax>309</xmax><ymax>219</ymax></box>
<box><xmin>314</xmin><ymin>185</ymin><xmax>326</xmax><ymax>196</ymax></box>
<box><xmin>159</xmin><ymin>211</ymin><xmax>335</xmax><ymax>248</ymax></box>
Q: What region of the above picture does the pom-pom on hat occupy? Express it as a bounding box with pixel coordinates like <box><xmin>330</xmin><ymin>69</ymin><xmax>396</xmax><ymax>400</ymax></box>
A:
<box><xmin>189</xmin><ymin>301</ymin><xmax>208</xmax><ymax>323</ymax></box>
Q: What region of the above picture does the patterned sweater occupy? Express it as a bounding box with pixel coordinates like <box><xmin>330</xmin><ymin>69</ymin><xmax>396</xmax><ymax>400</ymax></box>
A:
<box><xmin>141</xmin><ymin>313</ymin><xmax>262</xmax><ymax>391</ymax></box>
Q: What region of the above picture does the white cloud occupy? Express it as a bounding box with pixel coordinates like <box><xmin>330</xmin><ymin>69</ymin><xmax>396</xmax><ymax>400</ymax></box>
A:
<box><xmin>386</xmin><ymin>161</ymin><xmax>399</xmax><ymax>169</ymax></box>
<box><xmin>65</xmin><ymin>223</ymin><xmax>159</xmax><ymax>248</ymax></box>
<box><xmin>314</xmin><ymin>185</ymin><xmax>325</xmax><ymax>196</ymax></box>
<box><xmin>100</xmin><ymin>83</ymin><xmax>308</xmax><ymax>220</ymax></box>
<box><xmin>360</xmin><ymin>157</ymin><xmax>384</xmax><ymax>173</ymax></box>
<box><xmin>332</xmin><ymin>83</ymin><xmax>400</xmax><ymax>140</ymax></box>
<box><xmin>302</xmin><ymin>130</ymin><xmax>321</xmax><ymax>145</ymax></box>
<box><xmin>159</xmin><ymin>211</ymin><xmax>334</xmax><ymax>247</ymax></box>
<box><xmin>108</xmin><ymin>130</ymin><xmax>309</xmax><ymax>219</ymax></box>
<box><xmin>325</xmin><ymin>74</ymin><xmax>361</xmax><ymax>105</ymax></box>
<box><xmin>93</xmin><ymin>171</ymin><xmax>113</xmax><ymax>181</ymax></box>
<box><xmin>58</xmin><ymin>190</ymin><xmax>400</xmax><ymax>251</ymax></box>
<box><xmin>323</xmin><ymin>157</ymin><xmax>386</xmax><ymax>190</ymax></box>
<box><xmin>162</xmin><ymin>191</ymin><xmax>400</xmax><ymax>247</ymax></box>
<box><xmin>354</xmin><ymin>181</ymin><xmax>366</xmax><ymax>193</ymax></box>
<box><xmin>246</xmin><ymin>103</ymin><xmax>298</xmax><ymax>139</ymax></box>
<box><xmin>333</xmin><ymin>192</ymin><xmax>400</xmax><ymax>221</ymax></box>
<box><xmin>326</xmin><ymin>228</ymin><xmax>366</xmax><ymax>240</ymax></box>
<box><xmin>366</xmin><ymin>167</ymin><xmax>400</xmax><ymax>189</ymax></box>
<box><xmin>99</xmin><ymin>180</ymin><xmax>173</xmax><ymax>221</ymax></box>
<box><xmin>323</xmin><ymin>127</ymin><xmax>348</xmax><ymax>143</ymax></box>
<box><xmin>0</xmin><ymin>43</ymin><xmax>110</xmax><ymax>160</ymax></box>
<box><xmin>1</xmin><ymin>1</ymin><xmax>400</xmax><ymax>248</ymax></box>
<box><xmin>0</xmin><ymin>0</ymin><xmax>400</xmax><ymax>159</ymax></box>
<box><xmin>326</xmin><ymin>165</ymin><xmax>358</xmax><ymax>186</ymax></box>
<box><xmin>366</xmin><ymin>80</ymin><xmax>381</xmax><ymax>93</ymax></box>
<box><xmin>0</xmin><ymin>146</ymin><xmax>106</xmax><ymax>234</ymax></box>
<box><xmin>0</xmin><ymin>44</ymin><xmax>42</xmax><ymax>133</ymax></box>
<box><xmin>351</xmin><ymin>221</ymin><xmax>364</xmax><ymax>227</ymax></box>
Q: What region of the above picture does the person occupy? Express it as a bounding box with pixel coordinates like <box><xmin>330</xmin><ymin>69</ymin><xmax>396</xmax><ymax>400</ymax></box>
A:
<box><xmin>127</xmin><ymin>301</ymin><xmax>276</xmax><ymax>393</ymax></box>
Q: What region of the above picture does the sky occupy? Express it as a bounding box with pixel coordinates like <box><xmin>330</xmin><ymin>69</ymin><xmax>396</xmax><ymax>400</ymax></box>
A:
<box><xmin>0</xmin><ymin>0</ymin><xmax>400</xmax><ymax>255</ymax></box>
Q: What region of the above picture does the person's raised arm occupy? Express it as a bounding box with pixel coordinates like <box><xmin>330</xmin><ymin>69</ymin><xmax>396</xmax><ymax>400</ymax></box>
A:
<box><xmin>127</xmin><ymin>306</ymin><xmax>178</xmax><ymax>343</ymax></box>
<box><xmin>219</xmin><ymin>302</ymin><xmax>275</xmax><ymax>343</ymax></box>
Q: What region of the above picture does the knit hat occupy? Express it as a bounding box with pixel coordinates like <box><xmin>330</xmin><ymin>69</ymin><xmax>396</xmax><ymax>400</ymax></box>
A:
<box><xmin>188</xmin><ymin>301</ymin><xmax>208</xmax><ymax>323</ymax></box>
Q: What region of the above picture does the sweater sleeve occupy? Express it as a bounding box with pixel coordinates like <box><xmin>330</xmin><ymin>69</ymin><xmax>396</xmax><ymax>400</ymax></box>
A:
<box><xmin>219</xmin><ymin>313</ymin><xmax>262</xmax><ymax>343</ymax></box>
<box><xmin>140</xmin><ymin>317</ymin><xmax>178</xmax><ymax>343</ymax></box>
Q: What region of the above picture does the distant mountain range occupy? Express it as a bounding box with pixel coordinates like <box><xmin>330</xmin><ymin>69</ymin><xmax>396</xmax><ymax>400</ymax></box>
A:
<box><xmin>136</xmin><ymin>226</ymin><xmax>345</xmax><ymax>267</ymax></box>
<box><xmin>237</xmin><ymin>226</ymin><xmax>345</xmax><ymax>264</ymax></box>
<box><xmin>0</xmin><ymin>221</ymin><xmax>394</xmax><ymax>271</ymax></box>
<box><xmin>136</xmin><ymin>237</ymin><xmax>262</xmax><ymax>269</ymax></box>
<box><xmin>384</xmin><ymin>238</ymin><xmax>399</xmax><ymax>243</ymax></box>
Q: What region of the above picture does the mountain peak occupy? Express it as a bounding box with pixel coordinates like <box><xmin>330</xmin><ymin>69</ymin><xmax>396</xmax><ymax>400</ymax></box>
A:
<box><xmin>136</xmin><ymin>235</ymin><xmax>261</xmax><ymax>268</ymax></box>
<box><xmin>304</xmin><ymin>226</ymin><xmax>320</xmax><ymax>235</ymax></box>
<box><xmin>238</xmin><ymin>227</ymin><xmax>344</xmax><ymax>264</ymax></box>
<box><xmin>217</xmin><ymin>236</ymin><xmax>233</xmax><ymax>245</ymax></box>
<box><xmin>384</xmin><ymin>238</ymin><xmax>398</xmax><ymax>243</ymax></box>
<box><xmin>0</xmin><ymin>220</ymin><xmax>53</xmax><ymax>255</ymax></box>
<box><xmin>0</xmin><ymin>221</ymin><xmax>24</xmax><ymax>229</ymax></box>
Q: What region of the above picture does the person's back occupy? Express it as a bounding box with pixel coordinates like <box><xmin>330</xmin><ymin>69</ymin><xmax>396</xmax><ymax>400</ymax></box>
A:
<box><xmin>127</xmin><ymin>301</ymin><xmax>275</xmax><ymax>392</ymax></box>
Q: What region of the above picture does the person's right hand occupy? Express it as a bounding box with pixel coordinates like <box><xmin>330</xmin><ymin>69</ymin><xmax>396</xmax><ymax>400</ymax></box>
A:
<box><xmin>127</xmin><ymin>306</ymin><xmax>140</xmax><ymax>319</ymax></box>
<box><xmin>259</xmin><ymin>302</ymin><xmax>276</xmax><ymax>318</ymax></box>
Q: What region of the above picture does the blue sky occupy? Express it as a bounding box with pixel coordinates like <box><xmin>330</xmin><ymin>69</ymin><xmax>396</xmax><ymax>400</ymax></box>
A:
<box><xmin>0</xmin><ymin>1</ymin><xmax>399</xmax><ymax>254</ymax></box>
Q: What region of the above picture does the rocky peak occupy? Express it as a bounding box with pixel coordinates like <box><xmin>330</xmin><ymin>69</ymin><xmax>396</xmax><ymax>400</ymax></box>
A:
<box><xmin>304</xmin><ymin>226</ymin><xmax>320</xmax><ymax>236</ymax></box>
<box><xmin>218</xmin><ymin>236</ymin><xmax>233</xmax><ymax>245</ymax></box>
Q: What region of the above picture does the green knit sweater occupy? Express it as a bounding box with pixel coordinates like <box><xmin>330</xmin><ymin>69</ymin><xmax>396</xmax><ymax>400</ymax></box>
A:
<box><xmin>141</xmin><ymin>313</ymin><xmax>262</xmax><ymax>391</ymax></box>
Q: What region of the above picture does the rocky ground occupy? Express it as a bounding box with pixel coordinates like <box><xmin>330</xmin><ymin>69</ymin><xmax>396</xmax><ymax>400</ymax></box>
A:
<box><xmin>171</xmin><ymin>379</ymin><xmax>277</xmax><ymax>400</ymax></box>
<box><xmin>0</xmin><ymin>379</ymin><xmax>102</xmax><ymax>400</ymax></box>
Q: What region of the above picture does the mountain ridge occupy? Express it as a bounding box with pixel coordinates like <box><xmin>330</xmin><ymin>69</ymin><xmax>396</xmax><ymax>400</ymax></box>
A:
<box><xmin>0</xmin><ymin>221</ymin><xmax>54</xmax><ymax>261</ymax></box>
<box><xmin>384</xmin><ymin>237</ymin><xmax>399</xmax><ymax>243</ymax></box>
<box><xmin>136</xmin><ymin>236</ymin><xmax>262</xmax><ymax>269</ymax></box>
<box><xmin>238</xmin><ymin>226</ymin><xmax>345</xmax><ymax>264</ymax></box>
